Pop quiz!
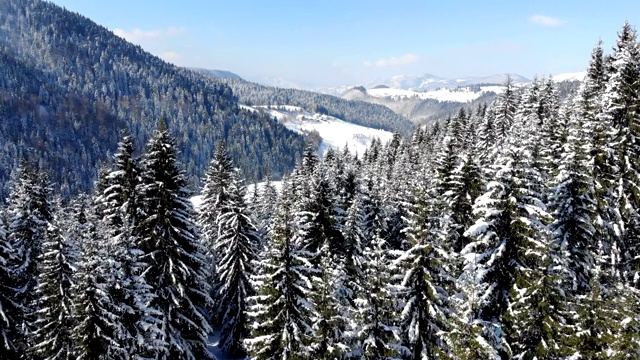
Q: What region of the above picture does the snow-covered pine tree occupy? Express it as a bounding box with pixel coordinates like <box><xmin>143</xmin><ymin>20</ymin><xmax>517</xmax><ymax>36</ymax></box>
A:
<box><xmin>602</xmin><ymin>22</ymin><xmax>640</xmax><ymax>287</ymax></box>
<box><xmin>548</xmin><ymin>103</ymin><xmax>597</xmax><ymax>295</ymax></box>
<box><xmin>137</xmin><ymin>120</ymin><xmax>213</xmax><ymax>360</ymax></box>
<box><xmin>98</xmin><ymin>129</ymin><xmax>160</xmax><ymax>358</ymax></box>
<box><xmin>197</xmin><ymin>141</ymin><xmax>235</xmax><ymax>327</ymax></box>
<box><xmin>493</xmin><ymin>76</ymin><xmax>518</xmax><ymax>140</ymax></box>
<box><xmin>570</xmin><ymin>266</ymin><xmax>620</xmax><ymax>358</ymax></box>
<box><xmin>393</xmin><ymin>170</ymin><xmax>452</xmax><ymax>359</ymax></box>
<box><xmin>578</xmin><ymin>42</ymin><xmax>619</xmax><ymax>286</ymax></box>
<box><xmin>461</xmin><ymin>142</ymin><xmax>549</xmax><ymax>359</ymax></box>
<box><xmin>70</xmin><ymin>196</ymin><xmax>127</xmax><ymax>360</ymax></box>
<box><xmin>253</xmin><ymin>174</ymin><xmax>279</xmax><ymax>252</ymax></box>
<box><xmin>352</xmin><ymin>182</ymin><xmax>405</xmax><ymax>360</ymax></box>
<box><xmin>100</xmin><ymin>128</ymin><xmax>139</xmax><ymax>229</ymax></box>
<box><xmin>245</xmin><ymin>179</ymin><xmax>316</xmax><ymax>359</ymax></box>
<box><xmin>5</xmin><ymin>161</ymin><xmax>53</xmax><ymax>354</ymax></box>
<box><xmin>305</xmin><ymin>163</ymin><xmax>360</xmax><ymax>358</ymax></box>
<box><xmin>215</xmin><ymin>169</ymin><xmax>259</xmax><ymax>357</ymax></box>
<box><xmin>0</xmin><ymin>208</ymin><xmax>23</xmax><ymax>359</ymax></box>
<box><xmin>31</xmin><ymin>215</ymin><xmax>79</xmax><ymax>360</ymax></box>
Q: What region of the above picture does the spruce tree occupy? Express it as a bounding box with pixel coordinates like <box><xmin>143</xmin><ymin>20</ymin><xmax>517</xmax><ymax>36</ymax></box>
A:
<box><xmin>137</xmin><ymin>121</ymin><xmax>213</xmax><ymax>360</ymax></box>
<box><xmin>602</xmin><ymin>22</ymin><xmax>640</xmax><ymax>286</ymax></box>
<box><xmin>462</xmin><ymin>143</ymin><xmax>548</xmax><ymax>358</ymax></box>
<box><xmin>245</xmin><ymin>179</ymin><xmax>316</xmax><ymax>359</ymax></box>
<box><xmin>70</xmin><ymin>197</ymin><xmax>127</xmax><ymax>360</ymax></box>
<box><xmin>549</xmin><ymin>107</ymin><xmax>597</xmax><ymax>295</ymax></box>
<box><xmin>5</xmin><ymin>162</ymin><xmax>53</xmax><ymax>354</ymax></box>
<box><xmin>98</xmin><ymin>129</ymin><xmax>159</xmax><ymax>358</ymax></box>
<box><xmin>215</xmin><ymin>170</ymin><xmax>259</xmax><ymax>357</ymax></box>
<box><xmin>31</xmin><ymin>218</ymin><xmax>79</xmax><ymax>360</ymax></box>
<box><xmin>393</xmin><ymin>175</ymin><xmax>452</xmax><ymax>359</ymax></box>
<box><xmin>197</xmin><ymin>141</ymin><xmax>235</xmax><ymax>327</ymax></box>
<box><xmin>0</xmin><ymin>209</ymin><xmax>23</xmax><ymax>359</ymax></box>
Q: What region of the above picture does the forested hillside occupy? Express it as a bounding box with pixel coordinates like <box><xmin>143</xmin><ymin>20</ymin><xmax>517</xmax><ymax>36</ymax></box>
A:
<box><xmin>215</xmin><ymin>76</ymin><xmax>416</xmax><ymax>135</ymax></box>
<box><xmin>1</xmin><ymin>21</ymin><xmax>639</xmax><ymax>360</ymax></box>
<box><xmin>0</xmin><ymin>0</ymin><xmax>307</xmax><ymax>198</ymax></box>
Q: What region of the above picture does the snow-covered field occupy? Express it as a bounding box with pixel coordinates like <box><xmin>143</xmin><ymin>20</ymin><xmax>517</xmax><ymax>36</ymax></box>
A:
<box><xmin>253</xmin><ymin>105</ymin><xmax>395</xmax><ymax>156</ymax></box>
<box><xmin>366</xmin><ymin>85</ymin><xmax>503</xmax><ymax>103</ymax></box>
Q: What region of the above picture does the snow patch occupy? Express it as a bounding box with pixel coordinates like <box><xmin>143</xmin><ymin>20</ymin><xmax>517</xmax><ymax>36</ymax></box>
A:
<box><xmin>252</xmin><ymin>105</ymin><xmax>395</xmax><ymax>156</ymax></box>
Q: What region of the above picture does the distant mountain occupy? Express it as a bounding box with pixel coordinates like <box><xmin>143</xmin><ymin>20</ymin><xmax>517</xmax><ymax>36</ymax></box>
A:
<box><xmin>342</xmin><ymin>86</ymin><xmax>498</xmax><ymax>125</ymax></box>
<box><xmin>0</xmin><ymin>0</ymin><xmax>306</xmax><ymax>197</ymax></box>
<box><xmin>366</xmin><ymin>73</ymin><xmax>530</xmax><ymax>91</ymax></box>
<box><xmin>210</xmin><ymin>77</ymin><xmax>416</xmax><ymax>135</ymax></box>
<box><xmin>189</xmin><ymin>68</ymin><xmax>243</xmax><ymax>80</ymax></box>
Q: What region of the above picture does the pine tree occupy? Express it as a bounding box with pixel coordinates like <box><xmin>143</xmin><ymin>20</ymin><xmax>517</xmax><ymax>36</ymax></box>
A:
<box><xmin>70</xmin><ymin>197</ymin><xmax>127</xmax><ymax>360</ymax></box>
<box><xmin>5</xmin><ymin>162</ymin><xmax>53</xmax><ymax>354</ymax></box>
<box><xmin>462</xmin><ymin>143</ymin><xmax>549</xmax><ymax>358</ymax></box>
<box><xmin>31</xmin><ymin>218</ymin><xmax>79</xmax><ymax>360</ymax></box>
<box><xmin>215</xmin><ymin>170</ymin><xmax>259</xmax><ymax>357</ymax></box>
<box><xmin>137</xmin><ymin>120</ymin><xmax>213</xmax><ymax>360</ymax></box>
<box><xmin>393</xmin><ymin>176</ymin><xmax>452</xmax><ymax>359</ymax></box>
<box><xmin>98</xmin><ymin>129</ymin><xmax>159</xmax><ymax>358</ymax></box>
<box><xmin>494</xmin><ymin>76</ymin><xmax>518</xmax><ymax>140</ymax></box>
<box><xmin>197</xmin><ymin>141</ymin><xmax>235</xmax><ymax>327</ymax></box>
<box><xmin>352</xmin><ymin>183</ymin><xmax>405</xmax><ymax>360</ymax></box>
<box><xmin>245</xmin><ymin>179</ymin><xmax>316</xmax><ymax>359</ymax></box>
<box><xmin>0</xmin><ymin>208</ymin><xmax>23</xmax><ymax>359</ymax></box>
<box><xmin>602</xmin><ymin>22</ymin><xmax>640</xmax><ymax>286</ymax></box>
<box><xmin>549</xmin><ymin>107</ymin><xmax>597</xmax><ymax>295</ymax></box>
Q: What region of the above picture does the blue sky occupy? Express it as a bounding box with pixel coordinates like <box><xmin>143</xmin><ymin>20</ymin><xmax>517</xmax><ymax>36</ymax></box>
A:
<box><xmin>51</xmin><ymin>0</ymin><xmax>640</xmax><ymax>87</ymax></box>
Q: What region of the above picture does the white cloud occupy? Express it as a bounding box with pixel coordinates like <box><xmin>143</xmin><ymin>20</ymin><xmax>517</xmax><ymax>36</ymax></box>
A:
<box><xmin>160</xmin><ymin>52</ymin><xmax>183</xmax><ymax>64</ymax></box>
<box><xmin>363</xmin><ymin>53</ymin><xmax>421</xmax><ymax>68</ymax></box>
<box><xmin>529</xmin><ymin>15</ymin><xmax>566</xmax><ymax>27</ymax></box>
<box><xmin>112</xmin><ymin>27</ymin><xmax>187</xmax><ymax>43</ymax></box>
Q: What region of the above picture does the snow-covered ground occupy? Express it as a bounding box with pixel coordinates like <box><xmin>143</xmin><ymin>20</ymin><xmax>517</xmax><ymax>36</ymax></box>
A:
<box><xmin>366</xmin><ymin>85</ymin><xmax>503</xmax><ymax>103</ymax></box>
<box><xmin>253</xmin><ymin>105</ymin><xmax>395</xmax><ymax>156</ymax></box>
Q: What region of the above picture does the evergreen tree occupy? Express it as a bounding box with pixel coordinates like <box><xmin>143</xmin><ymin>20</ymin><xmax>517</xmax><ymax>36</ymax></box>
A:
<box><xmin>245</xmin><ymin>180</ymin><xmax>316</xmax><ymax>359</ymax></box>
<box><xmin>494</xmin><ymin>76</ymin><xmax>518</xmax><ymax>140</ymax></box>
<box><xmin>0</xmin><ymin>208</ymin><xmax>23</xmax><ymax>359</ymax></box>
<box><xmin>197</xmin><ymin>141</ymin><xmax>235</xmax><ymax>326</ymax></box>
<box><xmin>215</xmin><ymin>170</ymin><xmax>259</xmax><ymax>357</ymax></box>
<box><xmin>137</xmin><ymin>121</ymin><xmax>213</xmax><ymax>360</ymax></box>
<box><xmin>549</xmin><ymin>108</ymin><xmax>597</xmax><ymax>295</ymax></box>
<box><xmin>31</xmin><ymin>218</ymin><xmax>79</xmax><ymax>360</ymax></box>
<box><xmin>352</xmin><ymin>183</ymin><xmax>405</xmax><ymax>360</ymax></box>
<box><xmin>602</xmin><ymin>22</ymin><xmax>640</xmax><ymax>286</ymax></box>
<box><xmin>5</xmin><ymin>162</ymin><xmax>53</xmax><ymax>354</ymax></box>
<box><xmin>393</xmin><ymin>176</ymin><xmax>452</xmax><ymax>359</ymax></box>
<box><xmin>70</xmin><ymin>197</ymin><xmax>127</xmax><ymax>360</ymax></box>
<box><xmin>462</xmin><ymin>143</ymin><xmax>548</xmax><ymax>359</ymax></box>
<box><xmin>98</xmin><ymin>129</ymin><xmax>159</xmax><ymax>358</ymax></box>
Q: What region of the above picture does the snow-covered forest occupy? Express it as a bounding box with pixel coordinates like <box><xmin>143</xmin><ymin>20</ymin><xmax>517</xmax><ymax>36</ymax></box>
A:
<box><xmin>2</xmin><ymin>18</ymin><xmax>640</xmax><ymax>360</ymax></box>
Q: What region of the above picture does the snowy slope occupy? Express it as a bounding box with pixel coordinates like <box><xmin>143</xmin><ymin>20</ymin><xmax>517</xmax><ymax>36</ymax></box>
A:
<box><xmin>366</xmin><ymin>85</ymin><xmax>503</xmax><ymax>103</ymax></box>
<box><xmin>552</xmin><ymin>71</ymin><xmax>586</xmax><ymax>82</ymax></box>
<box><xmin>253</xmin><ymin>105</ymin><xmax>395</xmax><ymax>156</ymax></box>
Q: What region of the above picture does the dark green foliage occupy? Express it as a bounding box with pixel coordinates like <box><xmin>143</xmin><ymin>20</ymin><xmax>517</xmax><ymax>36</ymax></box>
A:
<box><xmin>136</xmin><ymin>122</ymin><xmax>213</xmax><ymax>360</ymax></box>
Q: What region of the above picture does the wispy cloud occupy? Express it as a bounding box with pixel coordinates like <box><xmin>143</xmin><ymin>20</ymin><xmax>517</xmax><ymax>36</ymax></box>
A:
<box><xmin>363</xmin><ymin>53</ymin><xmax>421</xmax><ymax>68</ymax></box>
<box><xmin>160</xmin><ymin>51</ymin><xmax>183</xmax><ymax>64</ymax></box>
<box><xmin>112</xmin><ymin>27</ymin><xmax>187</xmax><ymax>43</ymax></box>
<box><xmin>529</xmin><ymin>15</ymin><xmax>566</xmax><ymax>27</ymax></box>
